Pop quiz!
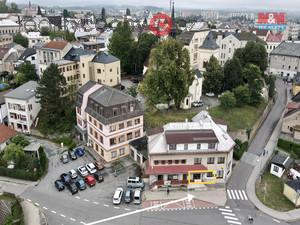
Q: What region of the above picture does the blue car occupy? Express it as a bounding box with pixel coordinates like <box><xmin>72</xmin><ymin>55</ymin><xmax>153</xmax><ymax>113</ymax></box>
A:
<box><xmin>75</xmin><ymin>147</ymin><xmax>85</xmax><ymax>157</ymax></box>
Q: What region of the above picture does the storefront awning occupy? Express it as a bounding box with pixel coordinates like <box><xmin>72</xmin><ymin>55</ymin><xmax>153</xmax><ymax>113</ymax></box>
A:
<box><xmin>145</xmin><ymin>164</ymin><xmax>208</xmax><ymax>175</ymax></box>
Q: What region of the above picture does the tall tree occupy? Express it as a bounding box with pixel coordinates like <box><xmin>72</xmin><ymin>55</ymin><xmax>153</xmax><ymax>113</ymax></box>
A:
<box><xmin>108</xmin><ymin>21</ymin><xmax>134</xmax><ymax>74</ymax></box>
<box><xmin>141</xmin><ymin>38</ymin><xmax>193</xmax><ymax>109</ymax></box>
<box><xmin>223</xmin><ymin>57</ymin><xmax>243</xmax><ymax>91</ymax></box>
<box><xmin>13</xmin><ymin>33</ymin><xmax>28</xmax><ymax>48</ymax></box>
<box><xmin>233</xmin><ymin>85</ymin><xmax>250</xmax><ymax>106</ymax></box>
<box><xmin>36</xmin><ymin>64</ymin><xmax>68</xmax><ymax>133</ymax></box>
<box><xmin>15</xmin><ymin>62</ymin><xmax>38</xmax><ymax>86</ymax></box>
<box><xmin>101</xmin><ymin>7</ymin><xmax>106</xmax><ymax>21</ymax></box>
<box><xmin>203</xmin><ymin>55</ymin><xmax>224</xmax><ymax>95</ymax></box>
<box><xmin>126</xmin><ymin>8</ymin><xmax>131</xmax><ymax>16</ymax></box>
<box><xmin>220</xmin><ymin>91</ymin><xmax>236</xmax><ymax>109</ymax></box>
<box><xmin>3</xmin><ymin>143</ymin><xmax>25</xmax><ymax>166</ymax></box>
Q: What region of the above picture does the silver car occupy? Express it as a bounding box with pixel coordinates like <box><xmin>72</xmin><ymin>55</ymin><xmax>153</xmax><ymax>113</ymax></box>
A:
<box><xmin>77</xmin><ymin>166</ymin><xmax>88</xmax><ymax>177</ymax></box>
<box><xmin>60</xmin><ymin>154</ymin><xmax>69</xmax><ymax>164</ymax></box>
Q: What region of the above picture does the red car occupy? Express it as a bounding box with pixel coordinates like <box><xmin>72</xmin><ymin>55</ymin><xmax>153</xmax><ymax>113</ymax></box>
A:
<box><xmin>85</xmin><ymin>175</ymin><xmax>96</xmax><ymax>187</ymax></box>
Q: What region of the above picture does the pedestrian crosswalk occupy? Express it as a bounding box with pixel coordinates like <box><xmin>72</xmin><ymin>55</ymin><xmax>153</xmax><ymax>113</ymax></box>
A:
<box><xmin>227</xmin><ymin>189</ymin><xmax>248</xmax><ymax>201</ymax></box>
<box><xmin>219</xmin><ymin>207</ymin><xmax>242</xmax><ymax>225</ymax></box>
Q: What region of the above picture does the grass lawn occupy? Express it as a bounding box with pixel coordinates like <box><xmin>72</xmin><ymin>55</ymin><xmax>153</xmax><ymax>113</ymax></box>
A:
<box><xmin>144</xmin><ymin>110</ymin><xmax>198</xmax><ymax>130</ymax></box>
<box><xmin>208</xmin><ymin>102</ymin><xmax>267</xmax><ymax>131</ymax></box>
<box><xmin>256</xmin><ymin>172</ymin><xmax>295</xmax><ymax>211</ymax></box>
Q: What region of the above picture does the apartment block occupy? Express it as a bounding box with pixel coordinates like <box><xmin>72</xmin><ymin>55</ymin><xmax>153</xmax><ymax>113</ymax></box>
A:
<box><xmin>75</xmin><ymin>81</ymin><xmax>143</xmax><ymax>162</ymax></box>
<box><xmin>5</xmin><ymin>81</ymin><xmax>40</xmax><ymax>134</ymax></box>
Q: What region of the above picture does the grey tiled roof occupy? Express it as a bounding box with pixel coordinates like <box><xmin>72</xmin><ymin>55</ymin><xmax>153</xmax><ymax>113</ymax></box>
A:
<box><xmin>177</xmin><ymin>31</ymin><xmax>196</xmax><ymax>45</ymax></box>
<box><xmin>200</xmin><ymin>32</ymin><xmax>219</xmax><ymax>50</ymax></box>
<box><xmin>19</xmin><ymin>48</ymin><xmax>36</xmax><ymax>61</ymax></box>
<box><xmin>4</xmin><ymin>81</ymin><xmax>38</xmax><ymax>100</ymax></box>
<box><xmin>77</xmin><ymin>80</ymin><xmax>97</xmax><ymax>95</ymax></box>
<box><xmin>195</xmin><ymin>69</ymin><xmax>202</xmax><ymax>78</ymax></box>
<box><xmin>64</xmin><ymin>47</ymin><xmax>95</xmax><ymax>62</ymax></box>
<box><xmin>92</xmin><ymin>52</ymin><xmax>119</xmax><ymax>64</ymax></box>
<box><xmin>271</xmin><ymin>42</ymin><xmax>300</xmax><ymax>57</ymax></box>
<box><xmin>271</xmin><ymin>152</ymin><xmax>292</xmax><ymax>168</ymax></box>
<box><xmin>286</xmin><ymin>179</ymin><xmax>300</xmax><ymax>191</ymax></box>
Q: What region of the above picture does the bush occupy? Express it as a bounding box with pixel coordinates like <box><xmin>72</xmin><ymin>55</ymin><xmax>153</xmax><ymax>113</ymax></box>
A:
<box><xmin>39</xmin><ymin>147</ymin><xmax>48</xmax><ymax>173</ymax></box>
<box><xmin>220</xmin><ymin>91</ymin><xmax>236</xmax><ymax>109</ymax></box>
<box><xmin>233</xmin><ymin>85</ymin><xmax>250</xmax><ymax>106</ymax></box>
<box><xmin>233</xmin><ymin>139</ymin><xmax>248</xmax><ymax>160</ymax></box>
<box><xmin>0</xmin><ymin>167</ymin><xmax>39</xmax><ymax>181</ymax></box>
<box><xmin>277</xmin><ymin>138</ymin><xmax>300</xmax><ymax>159</ymax></box>
<box><xmin>53</xmin><ymin>136</ymin><xmax>76</xmax><ymax>150</ymax></box>
<box><xmin>10</xmin><ymin>135</ymin><xmax>29</xmax><ymax>147</ymax></box>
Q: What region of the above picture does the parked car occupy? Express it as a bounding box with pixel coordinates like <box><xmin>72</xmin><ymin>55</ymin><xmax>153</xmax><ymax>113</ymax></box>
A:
<box><xmin>113</xmin><ymin>187</ymin><xmax>124</xmax><ymax>205</ymax></box>
<box><xmin>69</xmin><ymin>169</ymin><xmax>78</xmax><ymax>179</ymax></box>
<box><xmin>54</xmin><ymin>180</ymin><xmax>64</xmax><ymax>191</ymax></box>
<box><xmin>75</xmin><ymin>147</ymin><xmax>85</xmax><ymax>157</ymax></box>
<box><xmin>126</xmin><ymin>177</ymin><xmax>144</xmax><ymax>189</ymax></box>
<box><xmin>68</xmin><ymin>150</ymin><xmax>77</xmax><ymax>160</ymax></box>
<box><xmin>67</xmin><ymin>182</ymin><xmax>78</xmax><ymax>195</ymax></box>
<box><xmin>124</xmin><ymin>189</ymin><xmax>132</xmax><ymax>203</ymax></box>
<box><xmin>205</xmin><ymin>92</ymin><xmax>215</xmax><ymax>97</ymax></box>
<box><xmin>93</xmin><ymin>171</ymin><xmax>104</xmax><ymax>183</ymax></box>
<box><xmin>94</xmin><ymin>160</ymin><xmax>104</xmax><ymax>170</ymax></box>
<box><xmin>85</xmin><ymin>162</ymin><xmax>97</xmax><ymax>174</ymax></box>
<box><xmin>133</xmin><ymin>189</ymin><xmax>141</xmax><ymax>205</ymax></box>
<box><xmin>85</xmin><ymin>175</ymin><xmax>96</xmax><ymax>187</ymax></box>
<box><xmin>60</xmin><ymin>173</ymin><xmax>71</xmax><ymax>185</ymax></box>
<box><xmin>192</xmin><ymin>100</ymin><xmax>204</xmax><ymax>107</ymax></box>
<box><xmin>60</xmin><ymin>153</ymin><xmax>69</xmax><ymax>164</ymax></box>
<box><xmin>75</xmin><ymin>178</ymin><xmax>86</xmax><ymax>191</ymax></box>
<box><xmin>78</xmin><ymin>166</ymin><xmax>88</xmax><ymax>177</ymax></box>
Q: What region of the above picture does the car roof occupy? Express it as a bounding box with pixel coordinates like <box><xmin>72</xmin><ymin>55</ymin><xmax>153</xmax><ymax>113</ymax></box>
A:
<box><xmin>86</xmin><ymin>176</ymin><xmax>94</xmax><ymax>180</ymax></box>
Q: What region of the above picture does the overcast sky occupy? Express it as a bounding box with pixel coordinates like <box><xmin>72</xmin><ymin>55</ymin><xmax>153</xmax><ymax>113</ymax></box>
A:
<box><xmin>7</xmin><ymin>0</ymin><xmax>300</xmax><ymax>11</ymax></box>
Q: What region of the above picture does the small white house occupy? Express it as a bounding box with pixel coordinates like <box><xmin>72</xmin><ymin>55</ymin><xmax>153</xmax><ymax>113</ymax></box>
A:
<box><xmin>270</xmin><ymin>152</ymin><xmax>292</xmax><ymax>178</ymax></box>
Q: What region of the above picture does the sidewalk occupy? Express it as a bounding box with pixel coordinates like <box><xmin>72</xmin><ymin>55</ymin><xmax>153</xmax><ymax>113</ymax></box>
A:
<box><xmin>247</xmin><ymin>114</ymin><xmax>300</xmax><ymax>222</ymax></box>
<box><xmin>143</xmin><ymin>188</ymin><xmax>227</xmax><ymax>206</ymax></box>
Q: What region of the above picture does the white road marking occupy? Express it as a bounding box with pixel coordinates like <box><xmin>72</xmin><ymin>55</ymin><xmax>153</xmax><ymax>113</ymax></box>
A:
<box><xmin>227</xmin><ymin>190</ymin><xmax>232</xmax><ymax>199</ymax></box>
<box><xmin>234</xmin><ymin>190</ymin><xmax>239</xmax><ymax>200</ymax></box>
<box><xmin>27</xmin><ymin>199</ymin><xmax>32</xmax><ymax>202</ymax></box>
<box><xmin>93</xmin><ymin>202</ymin><xmax>99</xmax><ymax>205</ymax></box>
<box><xmin>75</xmin><ymin>196</ymin><xmax>81</xmax><ymax>199</ymax></box>
<box><xmin>225</xmin><ymin>206</ymin><xmax>230</xmax><ymax>209</ymax></box>
<box><xmin>230</xmin><ymin>190</ymin><xmax>236</xmax><ymax>199</ymax></box>
<box><xmin>34</xmin><ymin>202</ymin><xmax>39</xmax><ymax>206</ymax></box>
<box><xmin>114</xmin><ymin>206</ymin><xmax>120</xmax><ymax>209</ymax></box>
<box><xmin>70</xmin><ymin>218</ymin><xmax>76</xmax><ymax>221</ymax></box>
<box><xmin>224</xmin><ymin>216</ymin><xmax>239</xmax><ymax>221</ymax></box>
<box><xmin>42</xmin><ymin>207</ymin><xmax>48</xmax><ymax>210</ymax></box>
<box><xmin>242</xmin><ymin>190</ymin><xmax>248</xmax><ymax>200</ymax></box>
<box><xmin>238</xmin><ymin>190</ymin><xmax>244</xmax><ymax>200</ymax></box>
<box><xmin>51</xmin><ymin>210</ymin><xmax>56</xmax><ymax>214</ymax></box>
<box><xmin>219</xmin><ymin>208</ymin><xmax>233</xmax><ymax>212</ymax></box>
<box><xmin>84</xmin><ymin>199</ymin><xmax>90</xmax><ymax>202</ymax></box>
<box><xmin>221</xmin><ymin>212</ymin><xmax>236</xmax><ymax>216</ymax></box>
<box><xmin>85</xmin><ymin>194</ymin><xmax>194</xmax><ymax>225</ymax></box>
<box><xmin>60</xmin><ymin>214</ymin><xmax>66</xmax><ymax>218</ymax></box>
<box><xmin>103</xmin><ymin>204</ymin><xmax>109</xmax><ymax>207</ymax></box>
<box><xmin>273</xmin><ymin>218</ymin><xmax>281</xmax><ymax>223</ymax></box>
<box><xmin>124</xmin><ymin>208</ymin><xmax>131</xmax><ymax>211</ymax></box>
<box><xmin>80</xmin><ymin>222</ymin><xmax>86</xmax><ymax>225</ymax></box>
<box><xmin>227</xmin><ymin>220</ymin><xmax>241</xmax><ymax>225</ymax></box>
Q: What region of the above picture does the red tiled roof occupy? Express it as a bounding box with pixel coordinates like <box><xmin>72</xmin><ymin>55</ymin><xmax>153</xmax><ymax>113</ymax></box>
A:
<box><xmin>0</xmin><ymin>124</ymin><xmax>17</xmax><ymax>143</ymax></box>
<box><xmin>253</xmin><ymin>29</ymin><xmax>269</xmax><ymax>36</ymax></box>
<box><xmin>0</xmin><ymin>47</ymin><xmax>10</xmax><ymax>60</ymax></box>
<box><xmin>287</xmin><ymin>102</ymin><xmax>300</xmax><ymax>110</ymax></box>
<box><xmin>165</xmin><ymin>130</ymin><xmax>218</xmax><ymax>144</ymax></box>
<box><xmin>42</xmin><ymin>41</ymin><xmax>68</xmax><ymax>50</ymax></box>
<box><xmin>266</xmin><ymin>32</ymin><xmax>283</xmax><ymax>42</ymax></box>
<box><xmin>145</xmin><ymin>164</ymin><xmax>208</xmax><ymax>175</ymax></box>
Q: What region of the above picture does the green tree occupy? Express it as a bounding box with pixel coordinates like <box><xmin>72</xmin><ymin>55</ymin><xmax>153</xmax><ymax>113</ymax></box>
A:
<box><xmin>126</xmin><ymin>85</ymin><xmax>138</xmax><ymax>97</ymax></box>
<box><xmin>267</xmin><ymin>75</ymin><xmax>276</xmax><ymax>98</ymax></box>
<box><xmin>13</xmin><ymin>33</ymin><xmax>28</xmax><ymax>48</ymax></box>
<box><xmin>108</xmin><ymin>21</ymin><xmax>134</xmax><ymax>74</ymax></box>
<box><xmin>36</xmin><ymin>64</ymin><xmax>68</xmax><ymax>134</ymax></box>
<box><xmin>233</xmin><ymin>85</ymin><xmax>250</xmax><ymax>106</ymax></box>
<box><xmin>15</xmin><ymin>62</ymin><xmax>38</xmax><ymax>86</ymax></box>
<box><xmin>223</xmin><ymin>57</ymin><xmax>243</xmax><ymax>91</ymax></box>
<box><xmin>220</xmin><ymin>91</ymin><xmax>236</xmax><ymax>109</ymax></box>
<box><xmin>3</xmin><ymin>143</ymin><xmax>25</xmax><ymax>166</ymax></box>
<box><xmin>40</xmin><ymin>27</ymin><xmax>50</xmax><ymax>36</ymax></box>
<box><xmin>101</xmin><ymin>7</ymin><xmax>106</xmax><ymax>21</ymax></box>
<box><xmin>126</xmin><ymin>8</ymin><xmax>131</xmax><ymax>16</ymax></box>
<box><xmin>141</xmin><ymin>38</ymin><xmax>193</xmax><ymax>109</ymax></box>
<box><xmin>203</xmin><ymin>55</ymin><xmax>224</xmax><ymax>95</ymax></box>
<box><xmin>10</xmin><ymin>135</ymin><xmax>30</xmax><ymax>147</ymax></box>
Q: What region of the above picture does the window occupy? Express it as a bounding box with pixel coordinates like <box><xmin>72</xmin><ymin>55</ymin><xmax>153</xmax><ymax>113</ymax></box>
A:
<box><xmin>197</xmin><ymin>144</ymin><xmax>201</xmax><ymax>150</ymax></box>
<box><xmin>101</xmin><ymin>149</ymin><xmax>104</xmax><ymax>156</ymax></box>
<box><xmin>110</xmin><ymin>138</ymin><xmax>116</xmax><ymax>146</ymax></box>
<box><xmin>94</xmin><ymin>132</ymin><xmax>98</xmax><ymax>139</ymax></box>
<box><xmin>181</xmin><ymin>159</ymin><xmax>186</xmax><ymax>164</ymax></box>
<box><xmin>130</xmin><ymin>104</ymin><xmax>134</xmax><ymax>112</ymax></box>
<box><xmin>89</xmin><ymin>127</ymin><xmax>93</xmax><ymax>134</ymax></box>
<box><xmin>208</xmin><ymin>143</ymin><xmax>216</xmax><ymax>149</ymax></box>
<box><xmin>127</xmin><ymin>120</ymin><xmax>132</xmax><ymax>127</ymax></box>
<box><xmin>113</xmin><ymin>108</ymin><xmax>118</xmax><ymax>116</ymax></box>
<box><xmin>135</xmin><ymin>130</ymin><xmax>140</xmax><ymax>138</ymax></box>
<box><xmin>184</xmin><ymin>144</ymin><xmax>188</xmax><ymax>150</ymax></box>
<box><xmin>111</xmin><ymin>151</ymin><xmax>117</xmax><ymax>159</ymax></box>
<box><xmin>110</xmin><ymin>79</ymin><xmax>113</xmax><ymax>83</ymax></box>
<box><xmin>99</xmin><ymin>123</ymin><xmax>103</xmax><ymax>131</ymax></box>
<box><xmin>97</xmin><ymin>69</ymin><xmax>101</xmax><ymax>73</ymax></box>
<box><xmin>154</xmin><ymin>160</ymin><xmax>159</xmax><ymax>165</ymax></box>
<box><xmin>217</xmin><ymin>170</ymin><xmax>224</xmax><ymax>178</ymax></box>
<box><xmin>169</xmin><ymin>144</ymin><xmax>176</xmax><ymax>150</ymax></box>
<box><xmin>206</xmin><ymin>172</ymin><xmax>213</xmax><ymax>177</ymax></box>
<box><xmin>194</xmin><ymin>158</ymin><xmax>202</xmax><ymax>165</ymax></box>
<box><xmin>218</xmin><ymin>157</ymin><xmax>225</xmax><ymax>164</ymax></box>
<box><xmin>134</xmin><ymin>118</ymin><xmax>140</xmax><ymax>125</ymax></box>
<box><xmin>100</xmin><ymin>136</ymin><xmax>103</xmax><ymax>144</ymax></box>
<box><xmin>175</xmin><ymin>160</ymin><xmax>179</xmax><ymax>164</ymax></box>
<box><xmin>95</xmin><ymin>144</ymin><xmax>99</xmax><ymax>152</ymax></box>
<box><xmin>110</xmin><ymin>125</ymin><xmax>116</xmax><ymax>132</ymax></box>
<box><xmin>161</xmin><ymin>160</ymin><xmax>166</xmax><ymax>165</ymax></box>
<box><xmin>273</xmin><ymin>165</ymin><xmax>279</xmax><ymax>173</ymax></box>
<box><xmin>168</xmin><ymin>160</ymin><xmax>173</xmax><ymax>164</ymax></box>
<box><xmin>127</xmin><ymin>132</ymin><xmax>133</xmax><ymax>140</ymax></box>
<box><xmin>207</xmin><ymin>157</ymin><xmax>215</xmax><ymax>164</ymax></box>
<box><xmin>119</xmin><ymin>123</ymin><xmax>124</xmax><ymax>130</ymax></box>
<box><xmin>110</xmin><ymin>68</ymin><xmax>112</xmax><ymax>72</ymax></box>
<box><xmin>119</xmin><ymin>135</ymin><xmax>125</xmax><ymax>143</ymax></box>
<box><xmin>119</xmin><ymin>148</ymin><xmax>125</xmax><ymax>156</ymax></box>
<box><xmin>82</xmin><ymin>63</ymin><xmax>85</xmax><ymax>68</ymax></box>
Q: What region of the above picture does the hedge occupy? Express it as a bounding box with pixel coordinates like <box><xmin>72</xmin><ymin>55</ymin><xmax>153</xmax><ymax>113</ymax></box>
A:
<box><xmin>277</xmin><ymin>138</ymin><xmax>300</xmax><ymax>159</ymax></box>
<box><xmin>0</xmin><ymin>167</ymin><xmax>39</xmax><ymax>181</ymax></box>
<box><xmin>233</xmin><ymin>139</ymin><xmax>249</xmax><ymax>160</ymax></box>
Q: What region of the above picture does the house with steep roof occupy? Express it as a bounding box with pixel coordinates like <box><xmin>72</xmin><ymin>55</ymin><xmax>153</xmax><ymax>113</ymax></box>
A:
<box><xmin>145</xmin><ymin>111</ymin><xmax>234</xmax><ymax>189</ymax></box>
<box><xmin>5</xmin><ymin>81</ymin><xmax>40</xmax><ymax>134</ymax></box>
<box><xmin>0</xmin><ymin>124</ymin><xmax>17</xmax><ymax>151</ymax></box>
<box><xmin>75</xmin><ymin>81</ymin><xmax>144</xmax><ymax>162</ymax></box>
<box><xmin>266</xmin><ymin>32</ymin><xmax>284</xmax><ymax>56</ymax></box>
<box><xmin>282</xmin><ymin>104</ymin><xmax>300</xmax><ymax>140</ymax></box>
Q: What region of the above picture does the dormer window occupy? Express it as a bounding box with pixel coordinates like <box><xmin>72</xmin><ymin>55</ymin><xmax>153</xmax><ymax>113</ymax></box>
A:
<box><xmin>184</xmin><ymin>144</ymin><xmax>188</xmax><ymax>150</ymax></box>
<box><xmin>169</xmin><ymin>144</ymin><xmax>176</xmax><ymax>150</ymax></box>
<box><xmin>208</xmin><ymin>143</ymin><xmax>216</xmax><ymax>149</ymax></box>
<box><xmin>130</xmin><ymin>104</ymin><xmax>134</xmax><ymax>112</ymax></box>
<box><xmin>197</xmin><ymin>144</ymin><xmax>201</xmax><ymax>150</ymax></box>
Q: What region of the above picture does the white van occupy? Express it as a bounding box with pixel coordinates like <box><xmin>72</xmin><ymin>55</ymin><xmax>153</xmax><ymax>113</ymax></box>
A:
<box><xmin>133</xmin><ymin>189</ymin><xmax>141</xmax><ymax>205</ymax></box>
<box><xmin>126</xmin><ymin>177</ymin><xmax>144</xmax><ymax>189</ymax></box>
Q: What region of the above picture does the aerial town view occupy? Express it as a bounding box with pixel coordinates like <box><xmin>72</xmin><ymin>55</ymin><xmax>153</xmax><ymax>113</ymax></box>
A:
<box><xmin>0</xmin><ymin>0</ymin><xmax>300</xmax><ymax>224</ymax></box>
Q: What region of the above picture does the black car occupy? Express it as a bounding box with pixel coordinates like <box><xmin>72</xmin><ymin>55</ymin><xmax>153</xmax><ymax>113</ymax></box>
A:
<box><xmin>60</xmin><ymin>173</ymin><xmax>72</xmax><ymax>185</ymax></box>
<box><xmin>54</xmin><ymin>180</ymin><xmax>64</xmax><ymax>191</ymax></box>
<box><xmin>75</xmin><ymin>178</ymin><xmax>86</xmax><ymax>190</ymax></box>
<box><xmin>93</xmin><ymin>171</ymin><xmax>104</xmax><ymax>183</ymax></box>
<box><xmin>68</xmin><ymin>150</ymin><xmax>77</xmax><ymax>160</ymax></box>
<box><xmin>67</xmin><ymin>182</ymin><xmax>78</xmax><ymax>195</ymax></box>
<box><xmin>124</xmin><ymin>189</ymin><xmax>132</xmax><ymax>203</ymax></box>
